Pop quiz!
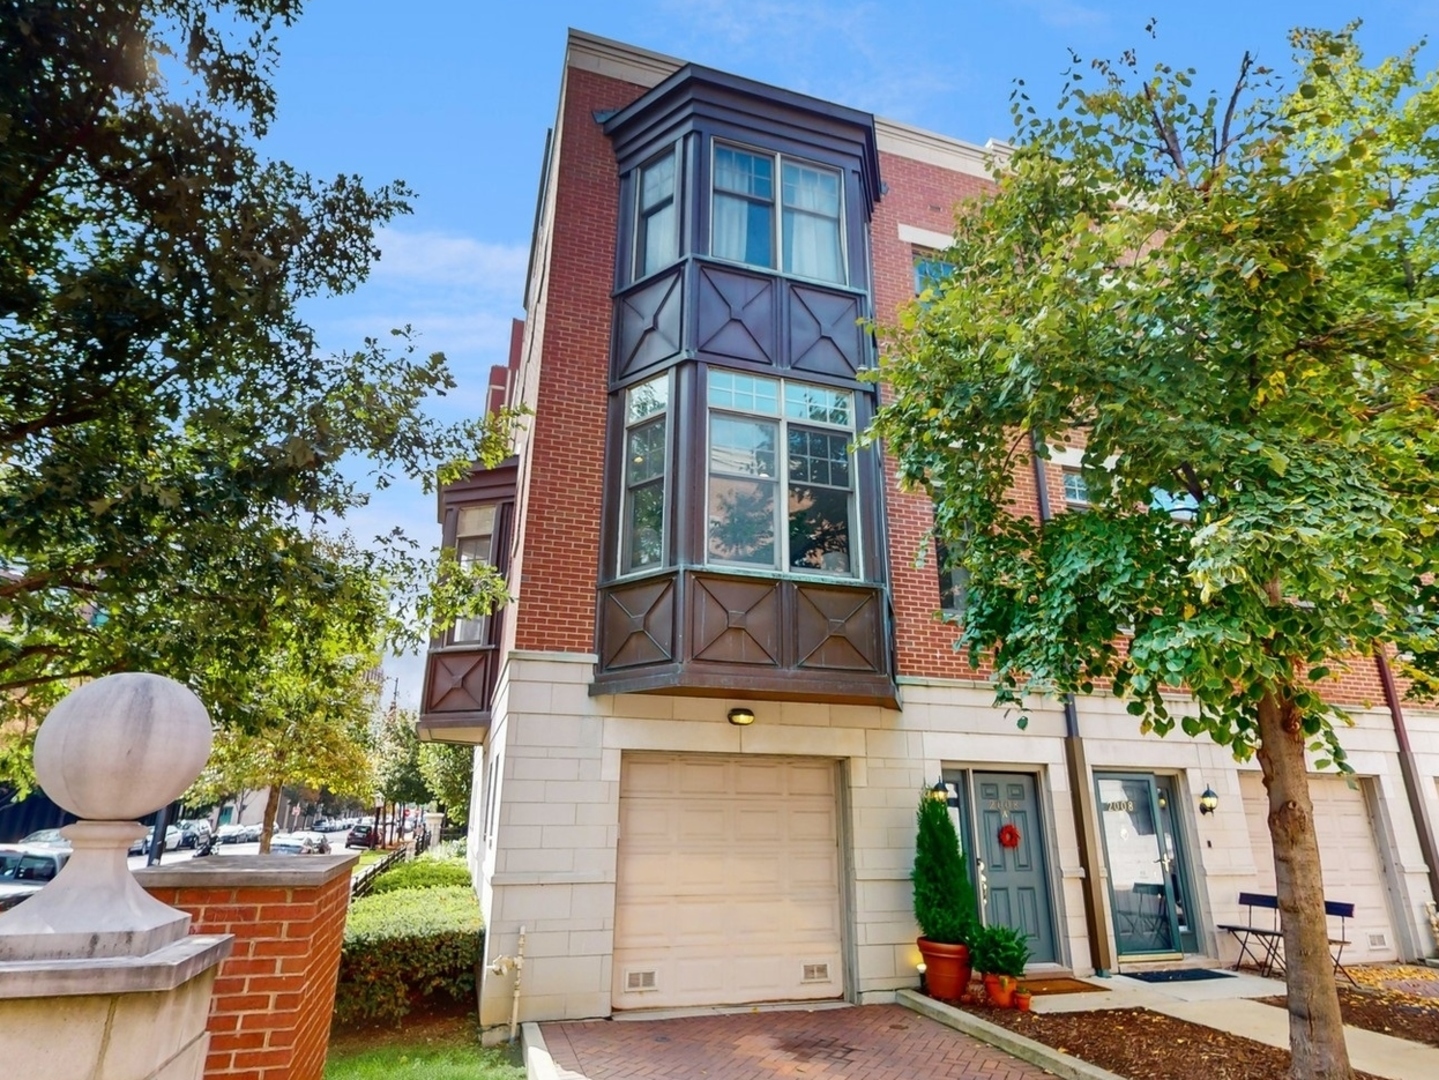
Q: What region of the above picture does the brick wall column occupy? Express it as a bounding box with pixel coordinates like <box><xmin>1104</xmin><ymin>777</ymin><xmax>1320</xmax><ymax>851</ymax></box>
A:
<box><xmin>136</xmin><ymin>854</ymin><xmax>358</xmax><ymax>1080</ymax></box>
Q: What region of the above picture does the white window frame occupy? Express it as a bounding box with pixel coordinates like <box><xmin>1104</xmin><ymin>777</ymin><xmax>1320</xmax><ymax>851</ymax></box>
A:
<box><xmin>704</xmin><ymin>371</ymin><xmax>860</xmax><ymax>579</ymax></box>
<box><xmin>708</xmin><ymin>140</ymin><xmax>848</xmax><ymax>286</ymax></box>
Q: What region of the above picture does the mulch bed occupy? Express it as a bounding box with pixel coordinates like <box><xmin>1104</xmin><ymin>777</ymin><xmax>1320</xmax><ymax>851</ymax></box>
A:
<box><xmin>1258</xmin><ymin>984</ymin><xmax>1439</xmax><ymax>1049</ymax></box>
<box><xmin>952</xmin><ymin>1003</ymin><xmax>1385</xmax><ymax>1080</ymax></box>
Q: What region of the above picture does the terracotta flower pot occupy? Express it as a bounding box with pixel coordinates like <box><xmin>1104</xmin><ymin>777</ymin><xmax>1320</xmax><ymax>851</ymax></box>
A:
<box><xmin>916</xmin><ymin>938</ymin><xmax>972</xmax><ymax>1000</ymax></box>
<box><xmin>983</xmin><ymin>972</ymin><xmax>1018</xmax><ymax>1008</ymax></box>
<box><xmin>1015</xmin><ymin>991</ymin><xmax>1032</xmax><ymax>1012</ymax></box>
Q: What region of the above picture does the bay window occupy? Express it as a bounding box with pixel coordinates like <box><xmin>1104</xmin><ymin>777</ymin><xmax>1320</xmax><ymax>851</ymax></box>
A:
<box><xmin>706</xmin><ymin>371</ymin><xmax>856</xmax><ymax>576</ymax></box>
<box><xmin>712</xmin><ymin>143</ymin><xmax>844</xmax><ymax>285</ymax></box>
<box><xmin>621</xmin><ymin>374</ymin><xmax>669</xmax><ymax>574</ymax></box>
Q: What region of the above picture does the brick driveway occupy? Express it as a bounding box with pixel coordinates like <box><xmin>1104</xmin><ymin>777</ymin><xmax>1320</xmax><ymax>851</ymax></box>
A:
<box><xmin>541</xmin><ymin>1003</ymin><xmax>1051</xmax><ymax>1079</ymax></box>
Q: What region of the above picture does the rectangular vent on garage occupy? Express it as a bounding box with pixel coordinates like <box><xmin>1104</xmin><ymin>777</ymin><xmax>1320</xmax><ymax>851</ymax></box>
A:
<box><xmin>1368</xmin><ymin>932</ymin><xmax>1388</xmax><ymax>949</ymax></box>
<box><xmin>625</xmin><ymin>969</ymin><xmax>658</xmax><ymax>992</ymax></box>
<box><xmin>801</xmin><ymin>963</ymin><xmax>830</xmax><ymax>983</ymax></box>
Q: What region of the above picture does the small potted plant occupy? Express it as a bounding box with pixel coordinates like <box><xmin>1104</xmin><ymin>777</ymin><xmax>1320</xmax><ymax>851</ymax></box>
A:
<box><xmin>1014</xmin><ymin>984</ymin><xmax>1033</xmax><ymax>1011</ymax></box>
<box><xmin>972</xmin><ymin>924</ymin><xmax>1031</xmax><ymax>1008</ymax></box>
<box><xmin>911</xmin><ymin>786</ymin><xmax>977</xmax><ymax>999</ymax></box>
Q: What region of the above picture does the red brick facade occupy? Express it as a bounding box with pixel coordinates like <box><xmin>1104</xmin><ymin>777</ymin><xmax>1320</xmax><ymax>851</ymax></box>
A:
<box><xmin>141</xmin><ymin>860</ymin><xmax>353</xmax><ymax>1080</ymax></box>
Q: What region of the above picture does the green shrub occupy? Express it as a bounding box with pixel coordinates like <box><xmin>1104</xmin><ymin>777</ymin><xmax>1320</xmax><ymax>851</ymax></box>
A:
<box><xmin>911</xmin><ymin>788</ymin><xmax>977</xmax><ymax>945</ymax></box>
<box><xmin>368</xmin><ymin>857</ymin><xmax>472</xmax><ymax>895</ymax></box>
<box><xmin>971</xmin><ymin>923</ymin><xmax>1031</xmax><ymax>977</ymax></box>
<box><xmin>336</xmin><ymin>886</ymin><xmax>482</xmax><ymax>1026</ymax></box>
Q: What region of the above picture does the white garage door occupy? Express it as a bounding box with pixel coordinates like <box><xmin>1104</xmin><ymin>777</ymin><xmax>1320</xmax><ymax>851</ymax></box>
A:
<box><xmin>1240</xmin><ymin>773</ymin><xmax>1398</xmax><ymax>962</ymax></box>
<box><xmin>613</xmin><ymin>753</ymin><xmax>844</xmax><ymax>1010</ymax></box>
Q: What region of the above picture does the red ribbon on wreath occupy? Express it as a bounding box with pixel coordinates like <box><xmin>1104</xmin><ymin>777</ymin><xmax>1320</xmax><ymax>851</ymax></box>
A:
<box><xmin>998</xmin><ymin>823</ymin><xmax>1021</xmax><ymax>849</ymax></box>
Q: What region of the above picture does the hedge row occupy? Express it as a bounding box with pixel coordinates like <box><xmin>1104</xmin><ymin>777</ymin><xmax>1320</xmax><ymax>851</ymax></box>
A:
<box><xmin>367</xmin><ymin>856</ymin><xmax>472</xmax><ymax>895</ymax></box>
<box><xmin>335</xmin><ymin>885</ymin><xmax>482</xmax><ymax>1026</ymax></box>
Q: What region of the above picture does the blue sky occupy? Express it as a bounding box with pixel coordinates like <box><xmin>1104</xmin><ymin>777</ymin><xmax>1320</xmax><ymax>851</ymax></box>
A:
<box><xmin>257</xmin><ymin>1</ymin><xmax>1433</xmax><ymax>705</ymax></box>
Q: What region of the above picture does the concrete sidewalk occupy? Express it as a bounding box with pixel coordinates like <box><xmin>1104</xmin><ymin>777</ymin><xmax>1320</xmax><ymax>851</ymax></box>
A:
<box><xmin>1024</xmin><ymin>971</ymin><xmax>1439</xmax><ymax>1080</ymax></box>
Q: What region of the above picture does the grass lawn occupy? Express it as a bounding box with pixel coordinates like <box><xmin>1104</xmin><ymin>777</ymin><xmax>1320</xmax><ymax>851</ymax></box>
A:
<box><xmin>352</xmin><ymin>848</ymin><xmax>390</xmax><ymax>869</ymax></box>
<box><xmin>326</xmin><ymin>1014</ymin><xmax>523</xmax><ymax>1080</ymax></box>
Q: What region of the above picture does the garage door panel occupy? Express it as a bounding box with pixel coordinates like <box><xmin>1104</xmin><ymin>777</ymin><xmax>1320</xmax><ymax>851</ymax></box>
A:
<box><xmin>1240</xmin><ymin>773</ymin><xmax>1397</xmax><ymax>963</ymax></box>
<box><xmin>736</xmin><ymin>760</ymin><xmax>786</xmax><ymax>794</ymax></box>
<box><xmin>676</xmin><ymin>759</ymin><xmax>729</xmax><ymax>793</ymax></box>
<box><xmin>615</xmin><ymin>753</ymin><xmax>844</xmax><ymax>1009</ymax></box>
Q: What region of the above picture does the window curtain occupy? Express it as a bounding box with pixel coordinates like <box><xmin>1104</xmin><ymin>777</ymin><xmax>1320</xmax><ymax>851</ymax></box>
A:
<box><xmin>782</xmin><ymin>164</ymin><xmax>842</xmax><ymax>283</ymax></box>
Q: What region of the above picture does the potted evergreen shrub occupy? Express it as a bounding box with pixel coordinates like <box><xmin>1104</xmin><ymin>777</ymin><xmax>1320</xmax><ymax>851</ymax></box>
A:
<box><xmin>911</xmin><ymin>786</ymin><xmax>977</xmax><ymax>999</ymax></box>
<box><xmin>972</xmin><ymin>923</ymin><xmax>1031</xmax><ymax>1008</ymax></box>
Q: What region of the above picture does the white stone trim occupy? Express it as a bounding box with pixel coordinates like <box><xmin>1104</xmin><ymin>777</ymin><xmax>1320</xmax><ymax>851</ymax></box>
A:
<box><xmin>897</xmin><ymin>224</ymin><xmax>954</xmax><ymax>252</ymax></box>
<box><xmin>876</xmin><ymin>119</ymin><xmax>1008</xmax><ymax>179</ymax></box>
<box><xmin>567</xmin><ymin>29</ymin><xmax>680</xmax><ymax>89</ymax></box>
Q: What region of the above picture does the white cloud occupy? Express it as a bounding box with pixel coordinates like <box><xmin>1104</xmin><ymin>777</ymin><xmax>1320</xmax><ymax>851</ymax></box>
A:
<box><xmin>1013</xmin><ymin>0</ymin><xmax>1108</xmax><ymax>30</ymax></box>
<box><xmin>370</xmin><ymin>228</ymin><xmax>529</xmax><ymax>297</ymax></box>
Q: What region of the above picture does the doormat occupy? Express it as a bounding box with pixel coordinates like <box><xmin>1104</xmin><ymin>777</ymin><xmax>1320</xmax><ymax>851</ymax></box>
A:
<box><xmin>1125</xmin><ymin>968</ymin><xmax>1236</xmax><ymax>983</ymax></box>
<box><xmin>1023</xmin><ymin>977</ymin><xmax>1109</xmax><ymax>995</ymax></box>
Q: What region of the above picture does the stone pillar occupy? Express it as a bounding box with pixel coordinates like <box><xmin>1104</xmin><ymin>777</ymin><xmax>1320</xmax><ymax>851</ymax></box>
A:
<box><xmin>424</xmin><ymin>810</ymin><xmax>444</xmax><ymax>844</ymax></box>
<box><xmin>136</xmin><ymin>853</ymin><xmax>358</xmax><ymax>1080</ymax></box>
<box><xmin>0</xmin><ymin>673</ymin><xmax>233</xmax><ymax>1080</ymax></box>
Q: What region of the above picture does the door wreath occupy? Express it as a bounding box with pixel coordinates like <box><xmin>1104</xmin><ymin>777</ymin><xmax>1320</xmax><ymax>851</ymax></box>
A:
<box><xmin>997</xmin><ymin>823</ymin><xmax>1021</xmax><ymax>849</ymax></box>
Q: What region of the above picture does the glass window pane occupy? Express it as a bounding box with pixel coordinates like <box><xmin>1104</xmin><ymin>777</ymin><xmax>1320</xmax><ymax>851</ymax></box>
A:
<box><xmin>456</xmin><ymin>534</ymin><xmax>493</xmax><ymax>569</ymax></box>
<box><xmin>784</xmin><ymin>383</ymin><xmax>852</xmax><ymax>426</ymax></box>
<box><xmin>708</xmin><ymin>370</ymin><xmax>778</xmax><ymax>414</ymax></box>
<box><xmin>626</xmin><ymin>375</ymin><xmax>668</xmax><ymax>422</ymax></box>
<box><xmin>787</xmin><ymin>484</ymin><xmax>851</xmax><ymax>574</ymax></box>
<box><xmin>638</xmin><ymin>201</ymin><xmax>676</xmax><ymax>277</ymax></box>
<box><xmin>787</xmin><ymin>427</ymin><xmax>849</xmax><ymax>489</ymax></box>
<box><xmin>714</xmin><ymin>192</ymin><xmax>774</xmax><ymax>268</ymax></box>
<box><xmin>640</xmin><ymin>154</ymin><xmax>675</xmax><ymax>211</ymax></box>
<box><xmin>708</xmin><ymin>476</ymin><xmax>776</xmax><ymax>566</ymax></box>
<box><xmin>710</xmin><ymin>416</ymin><xmax>777</xmax><ymax>478</ymax></box>
<box><xmin>782</xmin><ymin>162</ymin><xmax>839</xmax><ymax>215</ymax></box>
<box><xmin>715</xmin><ymin>147</ymin><xmax>773</xmax><ymax>198</ymax></box>
<box><xmin>782</xmin><ymin>163</ymin><xmax>842</xmax><ymax>282</ymax></box>
<box><xmin>457</xmin><ymin>505</ymin><xmax>496</xmax><ymax>538</ymax></box>
<box><xmin>625</xmin><ymin>480</ymin><xmax>665</xmax><ymax>571</ymax></box>
<box><xmin>1063</xmin><ymin>469</ymin><xmax>1090</xmax><ymax>505</ymax></box>
<box><xmin>626</xmin><ymin>419</ymin><xmax>666</xmax><ymax>485</ymax></box>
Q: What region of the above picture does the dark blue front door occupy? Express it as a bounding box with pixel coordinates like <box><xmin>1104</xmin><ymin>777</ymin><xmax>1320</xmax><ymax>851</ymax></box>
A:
<box><xmin>973</xmin><ymin>772</ymin><xmax>1057</xmax><ymax>964</ymax></box>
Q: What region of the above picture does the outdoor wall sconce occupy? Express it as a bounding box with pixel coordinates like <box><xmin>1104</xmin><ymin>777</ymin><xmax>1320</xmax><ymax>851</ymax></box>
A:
<box><xmin>727</xmin><ymin>707</ymin><xmax>755</xmax><ymax>726</ymax></box>
<box><xmin>1199</xmin><ymin>786</ymin><xmax>1219</xmax><ymax>815</ymax></box>
<box><xmin>929</xmin><ymin>778</ymin><xmax>949</xmax><ymax>802</ymax></box>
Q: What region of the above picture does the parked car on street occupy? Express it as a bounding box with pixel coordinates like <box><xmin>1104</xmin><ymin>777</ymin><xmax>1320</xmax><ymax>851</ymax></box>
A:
<box><xmin>270</xmin><ymin>832</ymin><xmax>330</xmax><ymax>856</ymax></box>
<box><xmin>128</xmin><ymin>824</ymin><xmax>183</xmax><ymax>856</ymax></box>
<box><xmin>20</xmin><ymin>828</ymin><xmax>69</xmax><ymax>847</ymax></box>
<box><xmin>0</xmin><ymin>844</ymin><xmax>71</xmax><ymax>911</ymax></box>
<box><xmin>175</xmin><ymin>819</ymin><xmax>212</xmax><ymax>849</ymax></box>
<box><xmin>345</xmin><ymin>824</ymin><xmax>374</xmax><ymax>849</ymax></box>
<box><xmin>216</xmin><ymin>824</ymin><xmax>247</xmax><ymax>844</ymax></box>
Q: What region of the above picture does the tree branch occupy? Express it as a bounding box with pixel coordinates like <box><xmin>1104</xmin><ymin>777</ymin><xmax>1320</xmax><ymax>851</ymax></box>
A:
<box><xmin>1217</xmin><ymin>52</ymin><xmax>1254</xmax><ymax>164</ymax></box>
<box><xmin>1142</xmin><ymin>82</ymin><xmax>1187</xmax><ymax>179</ymax></box>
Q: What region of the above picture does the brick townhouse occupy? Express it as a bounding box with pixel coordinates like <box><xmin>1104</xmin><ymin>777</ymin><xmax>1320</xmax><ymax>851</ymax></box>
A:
<box><xmin>417</xmin><ymin>29</ymin><xmax>1439</xmax><ymax>1031</ymax></box>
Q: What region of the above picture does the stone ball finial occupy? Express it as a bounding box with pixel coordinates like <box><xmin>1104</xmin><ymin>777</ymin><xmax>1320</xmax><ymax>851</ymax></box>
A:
<box><xmin>33</xmin><ymin>673</ymin><xmax>213</xmax><ymax>821</ymax></box>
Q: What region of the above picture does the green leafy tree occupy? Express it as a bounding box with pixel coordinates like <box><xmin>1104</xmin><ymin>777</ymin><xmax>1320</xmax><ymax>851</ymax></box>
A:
<box><xmin>869</xmin><ymin>24</ymin><xmax>1438</xmax><ymax>1080</ymax></box>
<box><xmin>417</xmin><ymin>740</ymin><xmax>475</xmax><ymax>830</ymax></box>
<box><xmin>373</xmin><ymin>706</ymin><xmax>432</xmax><ymax>808</ymax></box>
<box><xmin>185</xmin><ymin>545</ymin><xmax>390</xmax><ymax>851</ymax></box>
<box><xmin>0</xmin><ymin>1</ymin><xmax>514</xmax><ymax>783</ymax></box>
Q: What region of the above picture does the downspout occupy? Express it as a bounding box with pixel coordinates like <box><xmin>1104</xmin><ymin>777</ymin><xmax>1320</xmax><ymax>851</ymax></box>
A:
<box><xmin>1374</xmin><ymin>647</ymin><xmax>1439</xmax><ymax>955</ymax></box>
<box><xmin>1030</xmin><ymin>435</ymin><xmax>1115</xmax><ymax>976</ymax></box>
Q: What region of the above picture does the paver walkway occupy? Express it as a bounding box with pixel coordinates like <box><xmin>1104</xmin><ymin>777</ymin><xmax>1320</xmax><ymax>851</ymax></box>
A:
<box><xmin>541</xmin><ymin>1003</ymin><xmax>1054</xmax><ymax>1080</ymax></box>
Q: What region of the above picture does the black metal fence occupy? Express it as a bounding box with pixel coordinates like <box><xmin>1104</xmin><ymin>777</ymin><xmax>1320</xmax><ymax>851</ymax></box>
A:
<box><xmin>349</xmin><ymin>845</ymin><xmax>408</xmax><ymax>900</ymax></box>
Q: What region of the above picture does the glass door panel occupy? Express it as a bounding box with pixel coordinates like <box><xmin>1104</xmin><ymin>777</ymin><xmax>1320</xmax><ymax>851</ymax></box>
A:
<box><xmin>1154</xmin><ymin>777</ymin><xmax>1198</xmax><ymax>954</ymax></box>
<box><xmin>1096</xmin><ymin>774</ymin><xmax>1179</xmax><ymax>957</ymax></box>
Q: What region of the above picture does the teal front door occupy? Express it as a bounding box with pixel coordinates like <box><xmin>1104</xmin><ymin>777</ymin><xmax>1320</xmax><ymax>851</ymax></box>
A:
<box><xmin>1095</xmin><ymin>773</ymin><xmax>1185</xmax><ymax>958</ymax></box>
<box><xmin>971</xmin><ymin>772</ymin><xmax>1057</xmax><ymax>964</ymax></box>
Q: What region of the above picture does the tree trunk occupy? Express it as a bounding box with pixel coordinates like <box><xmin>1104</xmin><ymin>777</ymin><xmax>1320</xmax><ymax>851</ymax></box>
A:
<box><xmin>259</xmin><ymin>783</ymin><xmax>282</xmax><ymax>855</ymax></box>
<box><xmin>1256</xmin><ymin>687</ymin><xmax>1353</xmax><ymax>1080</ymax></box>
